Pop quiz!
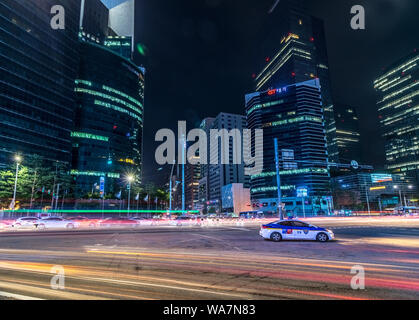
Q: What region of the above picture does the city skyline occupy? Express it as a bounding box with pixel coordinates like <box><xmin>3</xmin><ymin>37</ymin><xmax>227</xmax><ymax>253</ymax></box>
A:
<box><xmin>0</xmin><ymin>0</ymin><xmax>419</xmax><ymax>304</ymax></box>
<box><xmin>137</xmin><ymin>0</ymin><xmax>419</xmax><ymax>181</ymax></box>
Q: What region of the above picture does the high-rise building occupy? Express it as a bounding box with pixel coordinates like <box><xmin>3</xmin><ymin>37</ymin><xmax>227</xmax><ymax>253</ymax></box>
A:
<box><xmin>253</xmin><ymin>0</ymin><xmax>338</xmax><ymax>162</ymax></box>
<box><xmin>72</xmin><ymin>42</ymin><xmax>145</xmax><ymax>196</ymax></box>
<box><xmin>246</xmin><ymin>79</ymin><xmax>332</xmax><ymax>216</ymax></box>
<box><xmin>334</xmin><ymin>103</ymin><xmax>362</xmax><ymax>163</ymax></box>
<box><xmin>375</xmin><ymin>50</ymin><xmax>419</xmax><ymax>184</ymax></box>
<box><xmin>198</xmin><ymin>117</ymin><xmax>215</xmax><ymax>209</ymax></box>
<box><xmin>207</xmin><ymin>113</ymin><xmax>249</xmax><ymax>210</ymax></box>
<box><xmin>0</xmin><ymin>0</ymin><xmax>81</xmax><ymax>167</ymax></box>
<box><xmin>72</xmin><ymin>0</ymin><xmax>144</xmax><ymax>196</ymax></box>
<box><xmin>185</xmin><ymin>155</ymin><xmax>201</xmax><ymax>210</ymax></box>
<box><xmin>80</xmin><ymin>0</ymin><xmax>114</xmax><ymax>42</ymax></box>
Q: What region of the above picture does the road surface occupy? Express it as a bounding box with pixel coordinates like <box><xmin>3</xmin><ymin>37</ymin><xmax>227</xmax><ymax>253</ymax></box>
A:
<box><xmin>0</xmin><ymin>217</ymin><xmax>418</xmax><ymax>300</ymax></box>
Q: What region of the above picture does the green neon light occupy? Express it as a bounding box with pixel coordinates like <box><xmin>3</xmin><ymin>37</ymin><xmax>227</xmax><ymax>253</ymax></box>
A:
<box><xmin>251</xmin><ymin>168</ymin><xmax>328</xmax><ymax>179</ymax></box>
<box><xmin>4</xmin><ymin>210</ymin><xmax>199</xmax><ymax>214</ymax></box>
<box><xmin>94</xmin><ymin>100</ymin><xmax>142</xmax><ymax>121</ymax></box>
<box><xmin>75</xmin><ymin>88</ymin><xmax>143</xmax><ymax>115</ymax></box>
<box><xmin>251</xmin><ymin>185</ymin><xmax>296</xmax><ymax>193</ymax></box>
<box><xmin>70</xmin><ymin>170</ymin><xmax>120</xmax><ymax>179</ymax></box>
<box><xmin>102</xmin><ymin>85</ymin><xmax>143</xmax><ymax>109</ymax></box>
<box><xmin>71</xmin><ymin>132</ymin><xmax>109</xmax><ymax>142</ymax></box>
<box><xmin>247</xmin><ymin>99</ymin><xmax>285</xmax><ymax>115</ymax></box>
<box><xmin>269</xmin><ymin>116</ymin><xmax>322</xmax><ymax>127</ymax></box>
<box><xmin>75</xmin><ymin>79</ymin><xmax>92</xmax><ymax>86</ymax></box>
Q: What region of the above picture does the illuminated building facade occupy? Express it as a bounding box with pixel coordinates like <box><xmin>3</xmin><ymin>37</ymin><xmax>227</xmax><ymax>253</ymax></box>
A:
<box><xmin>197</xmin><ymin>117</ymin><xmax>215</xmax><ymax>210</ymax></box>
<box><xmin>72</xmin><ymin>41</ymin><xmax>144</xmax><ymax>196</ymax></box>
<box><xmin>375</xmin><ymin>50</ymin><xmax>419</xmax><ymax>184</ymax></box>
<box><xmin>331</xmin><ymin>173</ymin><xmax>417</xmax><ymax>210</ymax></box>
<box><xmin>185</xmin><ymin>155</ymin><xmax>201</xmax><ymax>210</ymax></box>
<box><xmin>0</xmin><ymin>0</ymin><xmax>80</xmax><ymax>167</ymax></box>
<box><xmin>104</xmin><ymin>36</ymin><xmax>132</xmax><ymax>59</ymax></box>
<box><xmin>246</xmin><ymin>79</ymin><xmax>332</xmax><ymax>216</ymax></box>
<box><xmin>254</xmin><ymin>0</ymin><xmax>338</xmax><ymax>162</ymax></box>
<box><xmin>334</xmin><ymin>103</ymin><xmax>362</xmax><ymax>163</ymax></box>
<box><xmin>72</xmin><ymin>0</ymin><xmax>144</xmax><ymax>196</ymax></box>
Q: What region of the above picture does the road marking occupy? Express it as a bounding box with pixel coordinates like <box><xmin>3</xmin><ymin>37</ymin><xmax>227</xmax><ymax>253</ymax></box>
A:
<box><xmin>0</xmin><ymin>291</ymin><xmax>44</xmax><ymax>300</ymax></box>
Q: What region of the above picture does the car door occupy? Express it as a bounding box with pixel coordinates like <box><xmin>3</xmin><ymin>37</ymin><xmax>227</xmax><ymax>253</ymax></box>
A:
<box><xmin>55</xmin><ymin>218</ymin><xmax>66</xmax><ymax>228</ymax></box>
<box><xmin>20</xmin><ymin>218</ymin><xmax>32</xmax><ymax>228</ymax></box>
<box><xmin>290</xmin><ymin>221</ymin><xmax>311</xmax><ymax>240</ymax></box>
<box><xmin>278</xmin><ymin>221</ymin><xmax>295</xmax><ymax>240</ymax></box>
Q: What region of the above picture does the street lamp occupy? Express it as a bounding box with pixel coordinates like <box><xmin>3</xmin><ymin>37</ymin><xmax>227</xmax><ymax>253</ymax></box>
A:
<box><xmin>126</xmin><ymin>175</ymin><xmax>134</xmax><ymax>215</ymax></box>
<box><xmin>10</xmin><ymin>155</ymin><xmax>22</xmax><ymax>210</ymax></box>
<box><xmin>393</xmin><ymin>185</ymin><xmax>403</xmax><ymax>207</ymax></box>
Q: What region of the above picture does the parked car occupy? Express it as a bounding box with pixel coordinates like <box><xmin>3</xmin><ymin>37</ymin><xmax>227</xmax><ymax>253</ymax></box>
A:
<box><xmin>98</xmin><ymin>217</ymin><xmax>140</xmax><ymax>228</ymax></box>
<box><xmin>66</xmin><ymin>216</ymin><xmax>99</xmax><ymax>228</ymax></box>
<box><xmin>12</xmin><ymin>217</ymin><xmax>40</xmax><ymax>229</ymax></box>
<box><xmin>37</xmin><ymin>217</ymin><xmax>79</xmax><ymax>230</ymax></box>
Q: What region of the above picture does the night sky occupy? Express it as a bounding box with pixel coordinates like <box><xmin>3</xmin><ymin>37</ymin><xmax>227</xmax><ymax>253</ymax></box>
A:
<box><xmin>131</xmin><ymin>0</ymin><xmax>419</xmax><ymax>184</ymax></box>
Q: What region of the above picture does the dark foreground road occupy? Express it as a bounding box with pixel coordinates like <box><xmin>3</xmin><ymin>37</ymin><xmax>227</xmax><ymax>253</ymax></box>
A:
<box><xmin>0</xmin><ymin>217</ymin><xmax>418</xmax><ymax>300</ymax></box>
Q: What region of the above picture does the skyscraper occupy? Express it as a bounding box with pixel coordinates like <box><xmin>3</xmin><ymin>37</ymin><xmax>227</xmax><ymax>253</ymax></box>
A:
<box><xmin>185</xmin><ymin>154</ymin><xmax>201</xmax><ymax>210</ymax></box>
<box><xmin>375</xmin><ymin>50</ymin><xmax>419</xmax><ymax>184</ymax></box>
<box><xmin>72</xmin><ymin>0</ymin><xmax>144</xmax><ymax>196</ymax></box>
<box><xmin>0</xmin><ymin>0</ymin><xmax>81</xmax><ymax>167</ymax></box>
<box><xmin>208</xmin><ymin>113</ymin><xmax>249</xmax><ymax>207</ymax></box>
<box><xmin>246</xmin><ymin>79</ymin><xmax>332</xmax><ymax>216</ymax></box>
<box><xmin>197</xmin><ymin>114</ymin><xmax>249</xmax><ymax>212</ymax></box>
<box><xmin>254</xmin><ymin>0</ymin><xmax>338</xmax><ymax>162</ymax></box>
<box><xmin>334</xmin><ymin>103</ymin><xmax>362</xmax><ymax>163</ymax></box>
<box><xmin>72</xmin><ymin>42</ymin><xmax>145</xmax><ymax>196</ymax></box>
<box><xmin>198</xmin><ymin>118</ymin><xmax>215</xmax><ymax>210</ymax></box>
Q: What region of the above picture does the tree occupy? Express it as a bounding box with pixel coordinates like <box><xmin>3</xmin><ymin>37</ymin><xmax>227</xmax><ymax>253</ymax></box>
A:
<box><xmin>0</xmin><ymin>155</ymin><xmax>73</xmax><ymax>208</ymax></box>
<box><xmin>0</xmin><ymin>165</ymin><xmax>33</xmax><ymax>207</ymax></box>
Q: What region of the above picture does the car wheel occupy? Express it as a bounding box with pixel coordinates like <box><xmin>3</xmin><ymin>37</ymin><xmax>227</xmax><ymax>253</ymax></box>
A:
<box><xmin>270</xmin><ymin>232</ymin><xmax>282</xmax><ymax>242</ymax></box>
<box><xmin>316</xmin><ymin>232</ymin><xmax>329</xmax><ymax>242</ymax></box>
<box><xmin>66</xmin><ymin>223</ymin><xmax>74</xmax><ymax>229</ymax></box>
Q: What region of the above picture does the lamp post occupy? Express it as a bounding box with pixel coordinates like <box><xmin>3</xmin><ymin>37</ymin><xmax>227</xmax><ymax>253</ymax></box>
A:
<box><xmin>126</xmin><ymin>175</ymin><xmax>134</xmax><ymax>216</ymax></box>
<box><xmin>274</xmin><ymin>138</ymin><xmax>284</xmax><ymax>220</ymax></box>
<box><xmin>10</xmin><ymin>155</ymin><xmax>22</xmax><ymax>210</ymax></box>
<box><xmin>169</xmin><ymin>162</ymin><xmax>175</xmax><ymax>218</ymax></box>
<box><xmin>407</xmin><ymin>185</ymin><xmax>414</xmax><ymax>206</ymax></box>
<box><xmin>394</xmin><ymin>185</ymin><xmax>403</xmax><ymax>207</ymax></box>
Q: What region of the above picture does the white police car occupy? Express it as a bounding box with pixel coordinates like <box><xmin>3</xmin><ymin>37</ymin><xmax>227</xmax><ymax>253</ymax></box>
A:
<box><xmin>260</xmin><ymin>219</ymin><xmax>334</xmax><ymax>242</ymax></box>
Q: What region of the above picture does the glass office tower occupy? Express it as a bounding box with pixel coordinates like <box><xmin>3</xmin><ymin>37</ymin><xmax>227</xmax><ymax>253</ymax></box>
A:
<box><xmin>254</xmin><ymin>0</ymin><xmax>338</xmax><ymax>163</ymax></box>
<box><xmin>246</xmin><ymin>79</ymin><xmax>332</xmax><ymax>216</ymax></box>
<box><xmin>72</xmin><ymin>41</ymin><xmax>145</xmax><ymax>196</ymax></box>
<box><xmin>375</xmin><ymin>50</ymin><xmax>419</xmax><ymax>184</ymax></box>
<box><xmin>0</xmin><ymin>0</ymin><xmax>80</xmax><ymax>166</ymax></box>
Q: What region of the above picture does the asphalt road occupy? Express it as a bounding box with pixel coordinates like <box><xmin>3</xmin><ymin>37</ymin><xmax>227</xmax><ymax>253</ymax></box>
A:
<box><xmin>0</xmin><ymin>217</ymin><xmax>418</xmax><ymax>300</ymax></box>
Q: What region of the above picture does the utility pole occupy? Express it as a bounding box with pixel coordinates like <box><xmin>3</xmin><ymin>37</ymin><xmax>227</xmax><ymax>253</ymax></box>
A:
<box><xmin>30</xmin><ymin>169</ymin><xmax>38</xmax><ymax>209</ymax></box>
<box><xmin>10</xmin><ymin>155</ymin><xmax>21</xmax><ymax>210</ymax></box>
<box><xmin>182</xmin><ymin>135</ymin><xmax>186</xmax><ymax>213</ymax></box>
<box><xmin>365</xmin><ymin>188</ymin><xmax>371</xmax><ymax>216</ymax></box>
<box><xmin>169</xmin><ymin>162</ymin><xmax>175</xmax><ymax>218</ymax></box>
<box><xmin>55</xmin><ymin>184</ymin><xmax>60</xmax><ymax>212</ymax></box>
<box><xmin>274</xmin><ymin>138</ymin><xmax>283</xmax><ymax>220</ymax></box>
<box><xmin>51</xmin><ymin>162</ymin><xmax>58</xmax><ymax>209</ymax></box>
